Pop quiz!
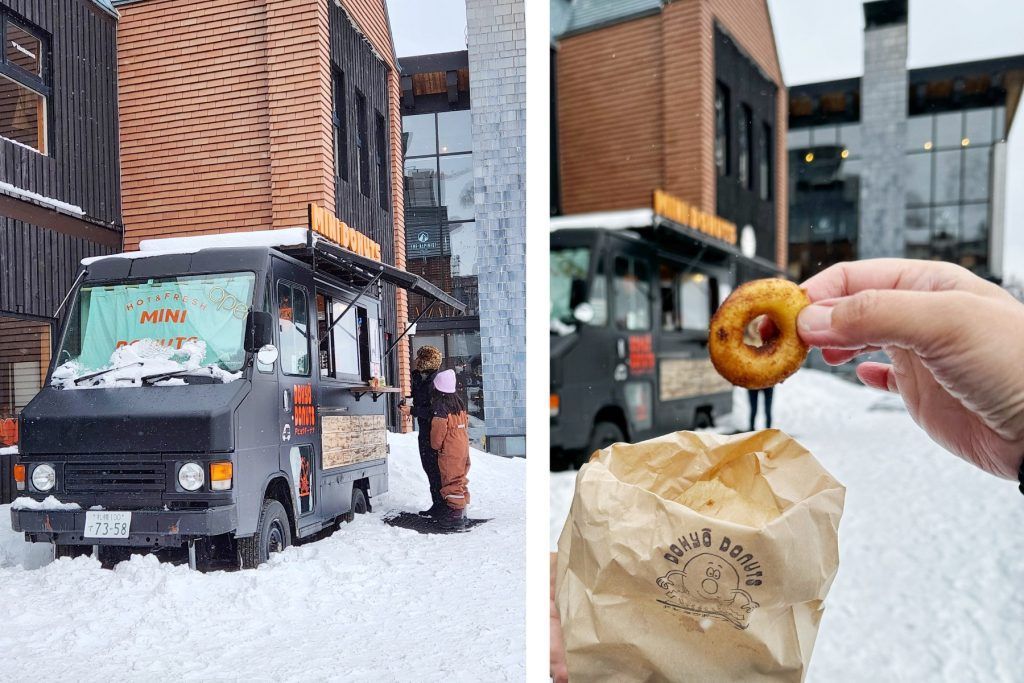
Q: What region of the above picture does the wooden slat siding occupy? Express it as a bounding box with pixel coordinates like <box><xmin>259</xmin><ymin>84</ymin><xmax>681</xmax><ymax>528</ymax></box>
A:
<box><xmin>328</xmin><ymin>1</ymin><xmax>399</xmax><ymax>394</ymax></box>
<box><xmin>331</xmin><ymin>0</ymin><xmax>410</xmax><ymax>416</ymax></box>
<box><xmin>556</xmin><ymin>15</ymin><xmax>663</xmax><ymax>214</ymax></box>
<box><xmin>0</xmin><ymin>0</ymin><xmax>120</xmax><ymax>317</ymax></box>
<box><xmin>556</xmin><ymin>0</ymin><xmax>788</xmax><ymax>270</ymax></box>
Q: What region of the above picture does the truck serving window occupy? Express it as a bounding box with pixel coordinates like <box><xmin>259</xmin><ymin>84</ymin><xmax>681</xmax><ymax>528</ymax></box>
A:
<box><xmin>316</xmin><ymin>292</ymin><xmax>372</xmax><ymax>383</ymax></box>
<box><xmin>57</xmin><ymin>272</ymin><xmax>256</xmax><ymax>374</ymax></box>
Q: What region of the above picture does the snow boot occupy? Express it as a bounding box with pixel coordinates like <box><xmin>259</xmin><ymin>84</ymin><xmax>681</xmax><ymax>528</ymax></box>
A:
<box><xmin>438</xmin><ymin>506</ymin><xmax>467</xmax><ymax>531</ymax></box>
<box><xmin>418</xmin><ymin>502</ymin><xmax>444</xmax><ymax>518</ymax></box>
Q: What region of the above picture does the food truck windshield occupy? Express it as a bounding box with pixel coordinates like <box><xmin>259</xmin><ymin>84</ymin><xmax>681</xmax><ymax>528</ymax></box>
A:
<box><xmin>55</xmin><ymin>271</ymin><xmax>257</xmax><ymax>376</ymax></box>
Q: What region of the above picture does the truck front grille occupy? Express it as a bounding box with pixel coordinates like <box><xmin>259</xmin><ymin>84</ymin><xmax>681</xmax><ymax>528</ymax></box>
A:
<box><xmin>64</xmin><ymin>462</ymin><xmax>166</xmax><ymax>494</ymax></box>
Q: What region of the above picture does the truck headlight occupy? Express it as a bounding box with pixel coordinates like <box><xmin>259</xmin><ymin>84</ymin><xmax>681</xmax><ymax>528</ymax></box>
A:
<box><xmin>31</xmin><ymin>464</ymin><xmax>55</xmax><ymax>492</ymax></box>
<box><xmin>178</xmin><ymin>462</ymin><xmax>205</xmax><ymax>491</ymax></box>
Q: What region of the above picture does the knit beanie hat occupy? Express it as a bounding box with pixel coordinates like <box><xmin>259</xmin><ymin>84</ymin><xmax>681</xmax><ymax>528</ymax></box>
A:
<box><xmin>415</xmin><ymin>345</ymin><xmax>442</xmax><ymax>372</ymax></box>
<box><xmin>433</xmin><ymin>369</ymin><xmax>457</xmax><ymax>394</ymax></box>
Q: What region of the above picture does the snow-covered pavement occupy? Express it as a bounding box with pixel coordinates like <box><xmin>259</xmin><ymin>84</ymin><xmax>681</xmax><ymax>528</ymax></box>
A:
<box><xmin>0</xmin><ymin>433</ymin><xmax>524</xmax><ymax>681</ymax></box>
<box><xmin>551</xmin><ymin>369</ymin><xmax>1024</xmax><ymax>682</ymax></box>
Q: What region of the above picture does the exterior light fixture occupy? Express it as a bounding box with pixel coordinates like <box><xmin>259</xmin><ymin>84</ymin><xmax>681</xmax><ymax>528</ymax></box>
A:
<box><xmin>840</xmin><ymin>149</ymin><xmax>849</xmax><ymax>159</ymax></box>
<box><xmin>961</xmin><ymin>138</ymin><xmax>970</xmax><ymax>147</ymax></box>
<box><xmin>804</xmin><ymin>152</ymin><xmax>814</xmax><ymax>163</ymax></box>
<box><xmin>924</xmin><ymin>141</ymin><xmax>933</xmax><ymax>150</ymax></box>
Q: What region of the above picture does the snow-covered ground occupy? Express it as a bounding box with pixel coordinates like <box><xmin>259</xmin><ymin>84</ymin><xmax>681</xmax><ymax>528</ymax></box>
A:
<box><xmin>0</xmin><ymin>433</ymin><xmax>524</xmax><ymax>681</ymax></box>
<box><xmin>551</xmin><ymin>369</ymin><xmax>1024</xmax><ymax>682</ymax></box>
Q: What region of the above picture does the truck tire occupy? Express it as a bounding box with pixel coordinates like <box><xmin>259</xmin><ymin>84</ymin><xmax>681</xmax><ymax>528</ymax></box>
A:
<box><xmin>98</xmin><ymin>545</ymin><xmax>132</xmax><ymax>569</ymax></box>
<box><xmin>341</xmin><ymin>487</ymin><xmax>368</xmax><ymax>524</ymax></box>
<box><xmin>238</xmin><ymin>499</ymin><xmax>291</xmax><ymax>569</ymax></box>
<box><xmin>53</xmin><ymin>544</ymin><xmax>91</xmax><ymax>560</ymax></box>
<box><xmin>694</xmin><ymin>409</ymin><xmax>713</xmax><ymax>429</ymax></box>
<box><xmin>578</xmin><ymin>421</ymin><xmax>624</xmax><ymax>468</ymax></box>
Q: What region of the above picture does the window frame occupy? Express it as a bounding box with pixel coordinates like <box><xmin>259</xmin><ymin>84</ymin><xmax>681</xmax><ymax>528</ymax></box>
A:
<box><xmin>0</xmin><ymin>11</ymin><xmax>50</xmax><ymax>155</ymax></box>
<box><xmin>738</xmin><ymin>104</ymin><xmax>753</xmax><ymax>189</ymax></box>
<box><xmin>315</xmin><ymin>285</ymin><xmax>378</xmax><ymax>386</ymax></box>
<box><xmin>715</xmin><ymin>81</ymin><xmax>731</xmax><ymax>177</ymax></box>
<box><xmin>277</xmin><ymin>280</ymin><xmax>311</xmax><ymax>378</ymax></box>
<box><xmin>355</xmin><ymin>89</ymin><xmax>370</xmax><ymax>197</ymax></box>
<box><xmin>759</xmin><ymin>122</ymin><xmax>773</xmax><ymax>201</ymax></box>
<box><xmin>375</xmin><ymin>109</ymin><xmax>389</xmax><ymax>210</ymax></box>
<box><xmin>332</xmin><ymin>69</ymin><xmax>348</xmax><ymax>184</ymax></box>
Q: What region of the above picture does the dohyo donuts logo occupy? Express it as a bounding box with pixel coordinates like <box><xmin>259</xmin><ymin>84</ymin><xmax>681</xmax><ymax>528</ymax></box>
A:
<box><xmin>656</xmin><ymin>528</ymin><xmax>762</xmax><ymax>630</ymax></box>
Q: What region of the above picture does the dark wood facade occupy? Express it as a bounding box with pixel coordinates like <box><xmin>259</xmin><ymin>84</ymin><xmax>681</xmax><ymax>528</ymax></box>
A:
<box><xmin>327</xmin><ymin>3</ymin><xmax>398</xmax><ymax>389</ymax></box>
<box><xmin>0</xmin><ymin>0</ymin><xmax>121</xmax><ymax>319</ymax></box>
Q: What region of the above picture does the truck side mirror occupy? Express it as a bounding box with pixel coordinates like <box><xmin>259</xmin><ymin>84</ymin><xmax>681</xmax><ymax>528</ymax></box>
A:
<box><xmin>569</xmin><ymin>278</ymin><xmax>587</xmax><ymax>309</ymax></box>
<box><xmin>245</xmin><ymin>311</ymin><xmax>274</xmax><ymax>352</ymax></box>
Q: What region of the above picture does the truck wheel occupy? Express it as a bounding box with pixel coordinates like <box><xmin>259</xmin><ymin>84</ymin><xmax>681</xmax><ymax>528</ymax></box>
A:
<box><xmin>53</xmin><ymin>544</ymin><xmax>90</xmax><ymax>560</ymax></box>
<box><xmin>238</xmin><ymin>499</ymin><xmax>291</xmax><ymax>569</ymax></box>
<box><xmin>694</xmin><ymin>409</ymin><xmax>713</xmax><ymax>429</ymax></box>
<box><xmin>578</xmin><ymin>421</ymin><xmax>624</xmax><ymax>468</ymax></box>
<box><xmin>98</xmin><ymin>545</ymin><xmax>132</xmax><ymax>569</ymax></box>
<box><xmin>341</xmin><ymin>487</ymin><xmax>368</xmax><ymax>524</ymax></box>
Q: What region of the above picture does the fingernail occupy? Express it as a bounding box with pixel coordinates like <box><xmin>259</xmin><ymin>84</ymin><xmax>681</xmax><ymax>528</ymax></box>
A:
<box><xmin>799</xmin><ymin>304</ymin><xmax>832</xmax><ymax>333</ymax></box>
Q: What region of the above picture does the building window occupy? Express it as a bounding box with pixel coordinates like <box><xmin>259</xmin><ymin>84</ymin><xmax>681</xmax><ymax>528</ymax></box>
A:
<box><xmin>715</xmin><ymin>82</ymin><xmax>730</xmax><ymax>176</ymax></box>
<box><xmin>0</xmin><ymin>14</ymin><xmax>49</xmax><ymax>154</ymax></box>
<box><xmin>759</xmin><ymin>123</ymin><xmax>772</xmax><ymax>201</ymax></box>
<box><xmin>738</xmin><ymin>104</ymin><xmax>752</xmax><ymax>189</ymax></box>
<box><xmin>0</xmin><ymin>315</ymin><xmax>52</xmax><ymax>447</ymax></box>
<box><xmin>402</xmin><ymin>109</ymin><xmax>477</xmax><ymax>319</ymax></box>
<box><xmin>355</xmin><ymin>89</ymin><xmax>369</xmax><ymax>197</ymax></box>
<box><xmin>375</xmin><ymin>111</ymin><xmax>388</xmax><ymax>210</ymax></box>
<box><xmin>332</xmin><ymin>70</ymin><xmax>348</xmax><ymax>183</ymax></box>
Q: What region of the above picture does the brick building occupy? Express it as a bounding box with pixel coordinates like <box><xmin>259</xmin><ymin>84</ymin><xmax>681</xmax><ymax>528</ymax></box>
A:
<box><xmin>113</xmin><ymin>0</ymin><xmax>412</xmax><ymax>424</ymax></box>
<box><xmin>0</xmin><ymin>0</ymin><xmax>121</xmax><ymax>471</ymax></box>
<box><xmin>551</xmin><ymin>0</ymin><xmax>788</xmax><ymax>274</ymax></box>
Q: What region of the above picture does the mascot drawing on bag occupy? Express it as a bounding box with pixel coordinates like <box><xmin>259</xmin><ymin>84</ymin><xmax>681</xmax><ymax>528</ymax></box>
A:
<box><xmin>657</xmin><ymin>553</ymin><xmax>759</xmax><ymax>629</ymax></box>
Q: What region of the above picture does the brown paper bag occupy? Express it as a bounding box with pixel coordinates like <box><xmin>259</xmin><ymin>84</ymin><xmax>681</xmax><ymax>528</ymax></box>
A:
<box><xmin>555</xmin><ymin>429</ymin><xmax>845</xmax><ymax>682</ymax></box>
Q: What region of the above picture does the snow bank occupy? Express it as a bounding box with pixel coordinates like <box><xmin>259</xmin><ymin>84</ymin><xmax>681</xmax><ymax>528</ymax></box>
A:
<box><xmin>11</xmin><ymin>496</ymin><xmax>81</xmax><ymax>511</ymax></box>
<box><xmin>551</xmin><ymin>369</ymin><xmax>1024</xmax><ymax>682</ymax></box>
<box><xmin>52</xmin><ymin>339</ymin><xmax>241</xmax><ymax>389</ymax></box>
<box><xmin>0</xmin><ymin>431</ymin><xmax>525</xmax><ymax>680</ymax></box>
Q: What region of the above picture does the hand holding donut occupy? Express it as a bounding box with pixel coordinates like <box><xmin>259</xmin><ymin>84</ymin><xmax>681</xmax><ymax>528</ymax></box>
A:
<box><xmin>796</xmin><ymin>258</ymin><xmax>1024</xmax><ymax>480</ymax></box>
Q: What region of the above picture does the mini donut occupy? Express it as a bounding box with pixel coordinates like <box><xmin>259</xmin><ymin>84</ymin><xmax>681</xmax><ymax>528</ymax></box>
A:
<box><xmin>709</xmin><ymin>278</ymin><xmax>810</xmax><ymax>390</ymax></box>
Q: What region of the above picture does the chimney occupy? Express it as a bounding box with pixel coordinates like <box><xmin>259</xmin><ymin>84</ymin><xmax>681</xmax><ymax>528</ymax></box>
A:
<box><xmin>858</xmin><ymin>0</ymin><xmax>908</xmax><ymax>259</ymax></box>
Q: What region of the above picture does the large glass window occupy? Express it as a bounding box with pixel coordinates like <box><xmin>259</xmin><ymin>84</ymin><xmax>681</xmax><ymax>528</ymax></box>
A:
<box><xmin>0</xmin><ymin>14</ymin><xmax>49</xmax><ymax>154</ymax></box>
<box><xmin>402</xmin><ymin>108</ymin><xmax>476</xmax><ymax>320</ymax></box>
<box><xmin>964</xmin><ymin>108</ymin><xmax>994</xmax><ymax>146</ymax></box>
<box><xmin>738</xmin><ymin>104</ymin><xmax>752</xmax><ymax>189</ymax></box>
<box><xmin>934</xmin><ymin>149</ymin><xmax>961</xmax><ymax>203</ymax></box>
<box><xmin>355</xmin><ymin>89</ymin><xmax>369</xmax><ymax>197</ymax></box>
<box><xmin>375</xmin><ymin>110</ymin><xmax>388</xmax><ymax>210</ymax></box>
<box><xmin>613</xmin><ymin>256</ymin><xmax>650</xmax><ymax>331</ymax></box>
<box><xmin>715</xmin><ymin>81</ymin><xmax>730</xmax><ymax>176</ymax></box>
<box><xmin>332</xmin><ymin>70</ymin><xmax>348</xmax><ymax>183</ymax></box>
<box><xmin>759</xmin><ymin>123</ymin><xmax>772</xmax><ymax>201</ymax></box>
<box><xmin>439</xmin><ymin>155</ymin><xmax>474</xmax><ymax>222</ymax></box>
<box><xmin>906</xmin><ymin>115</ymin><xmax>932</xmax><ymax>151</ymax></box>
<box><xmin>935</xmin><ymin>111</ymin><xmax>962</xmax><ymax>148</ymax></box>
<box><xmin>906</xmin><ymin>153</ymin><xmax>932</xmax><ymax>206</ymax></box>
<box><xmin>962</xmin><ymin>146</ymin><xmax>990</xmax><ymax>202</ymax></box>
<box><xmin>410</xmin><ymin>329</ymin><xmax>485</xmax><ymax>425</ymax></box>
<box><xmin>0</xmin><ymin>315</ymin><xmax>51</xmax><ymax>446</ymax></box>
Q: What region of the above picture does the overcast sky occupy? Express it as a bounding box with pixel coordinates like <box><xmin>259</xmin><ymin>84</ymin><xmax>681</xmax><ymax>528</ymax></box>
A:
<box><xmin>385</xmin><ymin>0</ymin><xmax>467</xmax><ymax>57</ymax></box>
<box><xmin>383</xmin><ymin>0</ymin><xmax>1024</xmax><ymax>281</ymax></box>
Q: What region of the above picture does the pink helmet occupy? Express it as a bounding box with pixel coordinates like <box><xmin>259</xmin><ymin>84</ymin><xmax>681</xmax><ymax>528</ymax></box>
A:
<box><xmin>433</xmin><ymin>369</ymin><xmax>457</xmax><ymax>394</ymax></box>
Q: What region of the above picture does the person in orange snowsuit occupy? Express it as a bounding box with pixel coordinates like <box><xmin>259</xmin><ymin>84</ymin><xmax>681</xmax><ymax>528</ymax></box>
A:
<box><xmin>429</xmin><ymin>369</ymin><xmax>471</xmax><ymax>530</ymax></box>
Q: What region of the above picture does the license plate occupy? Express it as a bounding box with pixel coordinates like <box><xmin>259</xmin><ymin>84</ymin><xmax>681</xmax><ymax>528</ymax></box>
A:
<box><xmin>84</xmin><ymin>511</ymin><xmax>132</xmax><ymax>539</ymax></box>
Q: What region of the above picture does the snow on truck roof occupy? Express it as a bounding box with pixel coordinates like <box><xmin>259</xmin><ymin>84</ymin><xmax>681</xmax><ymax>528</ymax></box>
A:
<box><xmin>81</xmin><ymin>227</ymin><xmax>468</xmax><ymax>313</ymax></box>
<box><xmin>549</xmin><ymin>209</ymin><xmax>655</xmax><ymax>232</ymax></box>
<box><xmin>81</xmin><ymin>228</ymin><xmax>312</xmax><ymax>265</ymax></box>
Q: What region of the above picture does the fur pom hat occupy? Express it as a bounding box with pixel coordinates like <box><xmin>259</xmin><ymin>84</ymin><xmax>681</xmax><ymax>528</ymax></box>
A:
<box><xmin>415</xmin><ymin>345</ymin><xmax>442</xmax><ymax>372</ymax></box>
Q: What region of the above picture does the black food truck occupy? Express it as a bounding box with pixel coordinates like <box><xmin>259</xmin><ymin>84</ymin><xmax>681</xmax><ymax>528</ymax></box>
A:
<box><xmin>10</xmin><ymin>217</ymin><xmax>464</xmax><ymax>568</ymax></box>
<box><xmin>549</xmin><ymin>191</ymin><xmax>779</xmax><ymax>469</ymax></box>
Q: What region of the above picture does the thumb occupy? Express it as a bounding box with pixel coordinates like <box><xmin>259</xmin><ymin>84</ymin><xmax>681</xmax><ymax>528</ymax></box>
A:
<box><xmin>797</xmin><ymin>289</ymin><xmax>973</xmax><ymax>354</ymax></box>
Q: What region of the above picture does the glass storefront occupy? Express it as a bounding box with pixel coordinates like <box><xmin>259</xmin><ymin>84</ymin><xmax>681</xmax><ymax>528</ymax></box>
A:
<box><xmin>787</xmin><ymin>105</ymin><xmax>1004</xmax><ymax>279</ymax></box>
<box><xmin>403</xmin><ymin>108</ymin><xmax>483</xmax><ymax>426</ymax></box>
<box><xmin>0</xmin><ymin>315</ymin><xmax>52</xmax><ymax>447</ymax></box>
